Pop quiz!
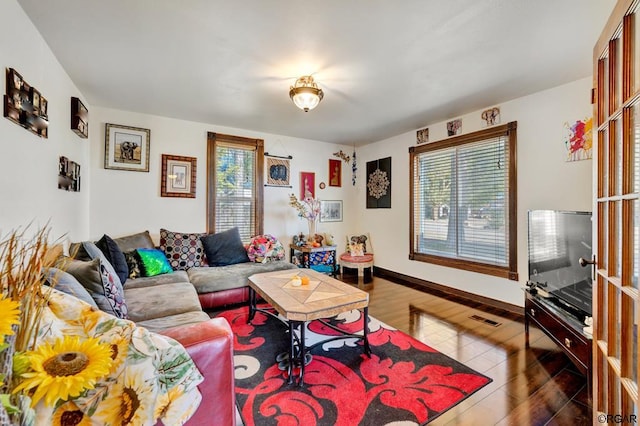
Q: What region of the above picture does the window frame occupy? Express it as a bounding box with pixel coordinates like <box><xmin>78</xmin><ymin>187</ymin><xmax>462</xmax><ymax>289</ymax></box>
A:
<box><xmin>408</xmin><ymin>121</ymin><xmax>518</xmax><ymax>280</ymax></box>
<box><xmin>206</xmin><ymin>132</ymin><xmax>264</xmax><ymax>238</ymax></box>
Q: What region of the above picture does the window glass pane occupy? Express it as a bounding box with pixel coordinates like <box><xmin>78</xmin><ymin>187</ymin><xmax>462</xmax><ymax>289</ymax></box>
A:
<box><xmin>622</xmin><ymin>293</ymin><xmax>636</xmax><ymax>382</ymax></box>
<box><xmin>600</xmin><ymin>57</ymin><xmax>609</xmax><ymax>123</ymax></box>
<box><xmin>615</xmin><ymin>119</ymin><xmax>623</xmax><ymax>196</ymax></box>
<box><xmin>599</xmin><ymin>202</ymin><xmax>608</xmax><ymax>271</ymax></box>
<box><xmin>599</xmin><ymin>129</ymin><xmax>609</xmax><ymax>198</ymax></box>
<box><xmin>635</xmin><ymin>12</ymin><xmax>640</xmax><ymax>92</ymax></box>
<box><xmin>615</xmin><ymin>37</ymin><xmax>622</xmax><ymax>109</ymax></box>
<box><xmin>457</xmin><ymin>138</ymin><xmax>508</xmax><ymax>265</ymax></box>
<box><xmin>634</xmin><ymin>105</ymin><xmax>640</xmax><ymax>194</ymax></box>
<box><xmin>615</xmin><ymin>201</ymin><xmax>622</xmax><ymax>277</ymax></box>
<box><xmin>416</xmin><ymin>149</ymin><xmax>456</xmax><ymax>257</ymax></box>
<box><xmin>633</xmin><ymin>199</ymin><xmax>639</xmax><ymax>289</ymax></box>
<box><xmin>215</xmin><ymin>145</ymin><xmax>256</xmax><ymax>241</ymax></box>
<box><xmin>599</xmin><ymin>277</ymin><xmax>608</xmax><ymax>342</ymax></box>
<box><xmin>609</xmin><ymin>286</ymin><xmax>620</xmax><ymax>359</ymax></box>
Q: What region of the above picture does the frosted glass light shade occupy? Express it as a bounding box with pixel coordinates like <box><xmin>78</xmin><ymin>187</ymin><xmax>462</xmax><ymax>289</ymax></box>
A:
<box><xmin>289</xmin><ymin>76</ymin><xmax>324</xmax><ymax>112</ymax></box>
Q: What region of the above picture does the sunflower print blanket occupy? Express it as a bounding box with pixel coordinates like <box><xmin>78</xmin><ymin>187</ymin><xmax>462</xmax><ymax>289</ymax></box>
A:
<box><xmin>29</xmin><ymin>288</ymin><xmax>203</xmax><ymax>425</ymax></box>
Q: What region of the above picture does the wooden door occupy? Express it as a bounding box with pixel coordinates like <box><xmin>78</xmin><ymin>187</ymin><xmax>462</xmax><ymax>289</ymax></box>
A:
<box><xmin>593</xmin><ymin>0</ymin><xmax>640</xmax><ymax>419</ymax></box>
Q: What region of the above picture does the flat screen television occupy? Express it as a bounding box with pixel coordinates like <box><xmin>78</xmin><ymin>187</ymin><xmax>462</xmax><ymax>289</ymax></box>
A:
<box><xmin>527</xmin><ymin>210</ymin><xmax>593</xmax><ymax>319</ymax></box>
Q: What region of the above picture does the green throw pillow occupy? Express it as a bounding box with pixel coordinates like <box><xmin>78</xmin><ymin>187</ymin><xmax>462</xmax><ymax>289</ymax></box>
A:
<box><xmin>136</xmin><ymin>248</ymin><xmax>173</xmax><ymax>277</ymax></box>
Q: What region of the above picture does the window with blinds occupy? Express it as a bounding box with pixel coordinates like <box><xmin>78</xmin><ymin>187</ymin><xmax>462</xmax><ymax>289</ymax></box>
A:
<box><xmin>206</xmin><ymin>133</ymin><xmax>264</xmax><ymax>242</ymax></box>
<box><xmin>409</xmin><ymin>121</ymin><xmax>518</xmax><ymax>280</ymax></box>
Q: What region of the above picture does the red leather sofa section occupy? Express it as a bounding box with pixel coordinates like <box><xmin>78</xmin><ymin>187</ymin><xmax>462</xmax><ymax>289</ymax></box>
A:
<box><xmin>161</xmin><ymin>318</ymin><xmax>236</xmax><ymax>426</ymax></box>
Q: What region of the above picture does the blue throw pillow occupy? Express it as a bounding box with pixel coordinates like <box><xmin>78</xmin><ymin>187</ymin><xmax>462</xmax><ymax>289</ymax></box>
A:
<box><xmin>95</xmin><ymin>234</ymin><xmax>129</xmax><ymax>284</ymax></box>
<box><xmin>201</xmin><ymin>227</ymin><xmax>250</xmax><ymax>267</ymax></box>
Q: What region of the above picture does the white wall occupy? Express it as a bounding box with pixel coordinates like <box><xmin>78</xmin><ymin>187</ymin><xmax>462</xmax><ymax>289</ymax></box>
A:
<box><xmin>0</xmin><ymin>0</ymin><xmax>90</xmax><ymax>241</ymax></box>
<box><xmin>356</xmin><ymin>78</ymin><xmax>593</xmax><ymax>307</ymax></box>
<box><xmin>1</xmin><ymin>0</ymin><xmax>593</xmax><ymax>308</ymax></box>
<box><xmin>89</xmin><ymin>107</ymin><xmax>356</xmax><ymax>250</ymax></box>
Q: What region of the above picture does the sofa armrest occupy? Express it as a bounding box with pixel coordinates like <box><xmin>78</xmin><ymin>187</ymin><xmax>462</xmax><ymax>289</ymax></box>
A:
<box><xmin>161</xmin><ymin>318</ymin><xmax>236</xmax><ymax>426</ymax></box>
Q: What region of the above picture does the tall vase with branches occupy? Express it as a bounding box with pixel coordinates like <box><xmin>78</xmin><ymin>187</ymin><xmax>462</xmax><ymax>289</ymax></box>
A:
<box><xmin>289</xmin><ymin>194</ymin><xmax>321</xmax><ymax>243</ymax></box>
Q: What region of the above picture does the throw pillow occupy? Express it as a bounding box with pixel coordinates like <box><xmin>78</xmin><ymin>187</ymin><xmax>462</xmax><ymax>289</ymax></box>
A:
<box><xmin>111</xmin><ymin>230</ymin><xmax>155</xmax><ymax>253</ymax></box>
<box><xmin>349</xmin><ymin>242</ymin><xmax>365</xmax><ymax>257</ymax></box>
<box><xmin>246</xmin><ymin>234</ymin><xmax>285</xmax><ymax>263</ymax></box>
<box><xmin>201</xmin><ymin>227</ymin><xmax>250</xmax><ymax>267</ymax></box>
<box><xmin>346</xmin><ymin>233</ymin><xmax>373</xmax><ymax>254</ymax></box>
<box><xmin>43</xmin><ymin>267</ymin><xmax>98</xmax><ymax>308</ymax></box>
<box><xmin>159</xmin><ymin>228</ymin><xmax>206</xmax><ymax>270</ymax></box>
<box><xmin>68</xmin><ymin>241</ymin><xmax>92</xmax><ymax>261</ymax></box>
<box><xmin>65</xmin><ymin>257</ymin><xmax>128</xmax><ymax>319</ymax></box>
<box><xmin>136</xmin><ymin>248</ymin><xmax>174</xmax><ymax>277</ymax></box>
<box><xmin>95</xmin><ymin>234</ymin><xmax>129</xmax><ymax>284</ymax></box>
<box><xmin>124</xmin><ymin>250</ymin><xmax>142</xmax><ymax>279</ymax></box>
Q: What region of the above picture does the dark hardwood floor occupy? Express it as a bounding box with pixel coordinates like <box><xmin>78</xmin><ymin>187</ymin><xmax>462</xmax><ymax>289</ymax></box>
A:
<box><xmin>227</xmin><ymin>273</ymin><xmax>591</xmax><ymax>425</ymax></box>
<box><xmin>359</xmin><ymin>275</ymin><xmax>591</xmax><ymax>425</ymax></box>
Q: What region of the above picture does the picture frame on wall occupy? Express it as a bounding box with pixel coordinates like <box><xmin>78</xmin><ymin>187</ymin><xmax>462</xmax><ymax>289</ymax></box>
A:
<box><xmin>71</xmin><ymin>97</ymin><xmax>88</xmax><ymax>138</ymax></box>
<box><xmin>320</xmin><ymin>200</ymin><xmax>343</xmax><ymax>222</ymax></box>
<box><xmin>160</xmin><ymin>154</ymin><xmax>197</xmax><ymax>198</ymax></box>
<box><xmin>300</xmin><ymin>171</ymin><xmax>315</xmax><ymax>199</ymax></box>
<box><xmin>329</xmin><ymin>159</ymin><xmax>341</xmax><ymax>187</ymax></box>
<box><xmin>104</xmin><ymin>123</ymin><xmax>150</xmax><ymax>172</ymax></box>
<box><xmin>447</xmin><ymin>119</ymin><xmax>462</xmax><ymax>136</ymax></box>
<box><xmin>416</xmin><ymin>127</ymin><xmax>429</xmax><ymax>144</ymax></box>
<box><xmin>265</xmin><ymin>155</ymin><xmax>291</xmax><ymax>187</ymax></box>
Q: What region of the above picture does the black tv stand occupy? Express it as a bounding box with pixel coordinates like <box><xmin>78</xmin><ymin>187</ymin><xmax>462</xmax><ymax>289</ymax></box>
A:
<box><xmin>524</xmin><ymin>289</ymin><xmax>592</xmax><ymax>400</ymax></box>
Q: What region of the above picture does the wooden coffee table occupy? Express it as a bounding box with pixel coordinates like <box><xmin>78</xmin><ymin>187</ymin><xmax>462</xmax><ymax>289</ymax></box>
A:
<box><xmin>248</xmin><ymin>269</ymin><xmax>370</xmax><ymax>385</ymax></box>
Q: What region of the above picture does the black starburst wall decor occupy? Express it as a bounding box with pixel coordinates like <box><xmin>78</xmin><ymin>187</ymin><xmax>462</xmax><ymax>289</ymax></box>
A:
<box><xmin>366</xmin><ymin>156</ymin><xmax>391</xmax><ymax>208</ymax></box>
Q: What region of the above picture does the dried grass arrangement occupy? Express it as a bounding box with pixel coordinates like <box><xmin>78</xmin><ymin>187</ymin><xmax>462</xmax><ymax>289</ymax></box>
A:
<box><xmin>0</xmin><ymin>226</ymin><xmax>62</xmax><ymax>353</ymax></box>
<box><xmin>0</xmin><ymin>225</ymin><xmax>63</xmax><ymax>424</ymax></box>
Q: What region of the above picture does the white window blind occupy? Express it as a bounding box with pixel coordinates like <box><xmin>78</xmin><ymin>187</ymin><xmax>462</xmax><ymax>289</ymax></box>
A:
<box><xmin>215</xmin><ymin>144</ymin><xmax>256</xmax><ymax>242</ymax></box>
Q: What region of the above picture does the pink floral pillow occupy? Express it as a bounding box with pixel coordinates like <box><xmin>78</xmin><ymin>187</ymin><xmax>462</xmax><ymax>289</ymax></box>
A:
<box><xmin>246</xmin><ymin>234</ymin><xmax>285</xmax><ymax>263</ymax></box>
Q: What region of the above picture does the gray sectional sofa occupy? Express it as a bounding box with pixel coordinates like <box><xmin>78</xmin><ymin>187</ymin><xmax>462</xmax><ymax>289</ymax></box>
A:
<box><xmin>108</xmin><ymin>229</ymin><xmax>297</xmax><ymax>331</ymax></box>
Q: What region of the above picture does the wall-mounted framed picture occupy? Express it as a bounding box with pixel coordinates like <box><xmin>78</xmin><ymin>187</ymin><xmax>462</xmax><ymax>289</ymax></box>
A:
<box><xmin>104</xmin><ymin>123</ymin><xmax>150</xmax><ymax>172</ymax></box>
<box><xmin>417</xmin><ymin>127</ymin><xmax>429</xmax><ymax>144</ymax></box>
<box><xmin>161</xmin><ymin>154</ymin><xmax>197</xmax><ymax>198</ymax></box>
<box><xmin>481</xmin><ymin>107</ymin><xmax>501</xmax><ymax>127</ymax></box>
<box><xmin>265</xmin><ymin>154</ymin><xmax>291</xmax><ymax>187</ymax></box>
<box><xmin>329</xmin><ymin>159</ymin><xmax>341</xmax><ymax>187</ymax></box>
<box><xmin>446</xmin><ymin>119</ymin><xmax>462</xmax><ymax>136</ymax></box>
<box><xmin>4</xmin><ymin>68</ymin><xmax>48</xmax><ymax>137</ymax></box>
<box><xmin>320</xmin><ymin>200</ymin><xmax>343</xmax><ymax>222</ymax></box>
<box><xmin>71</xmin><ymin>97</ymin><xmax>88</xmax><ymax>138</ymax></box>
<box><xmin>300</xmin><ymin>171</ymin><xmax>315</xmax><ymax>199</ymax></box>
<box><xmin>367</xmin><ymin>157</ymin><xmax>391</xmax><ymax>208</ymax></box>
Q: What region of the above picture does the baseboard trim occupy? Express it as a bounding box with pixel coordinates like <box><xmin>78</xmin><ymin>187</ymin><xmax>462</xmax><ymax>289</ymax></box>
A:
<box><xmin>373</xmin><ymin>266</ymin><xmax>524</xmax><ymax>317</ymax></box>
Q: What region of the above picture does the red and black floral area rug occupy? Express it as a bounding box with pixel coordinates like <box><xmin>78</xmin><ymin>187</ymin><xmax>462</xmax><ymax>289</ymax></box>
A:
<box><xmin>216</xmin><ymin>305</ymin><xmax>492</xmax><ymax>426</ymax></box>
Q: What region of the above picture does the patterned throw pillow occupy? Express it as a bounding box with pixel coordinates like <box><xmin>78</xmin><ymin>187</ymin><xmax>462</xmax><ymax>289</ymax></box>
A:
<box><xmin>65</xmin><ymin>257</ymin><xmax>128</xmax><ymax>319</ymax></box>
<box><xmin>247</xmin><ymin>234</ymin><xmax>285</xmax><ymax>263</ymax></box>
<box><xmin>136</xmin><ymin>248</ymin><xmax>174</xmax><ymax>277</ymax></box>
<box><xmin>349</xmin><ymin>242</ymin><xmax>365</xmax><ymax>257</ymax></box>
<box><xmin>159</xmin><ymin>228</ymin><xmax>207</xmax><ymax>270</ymax></box>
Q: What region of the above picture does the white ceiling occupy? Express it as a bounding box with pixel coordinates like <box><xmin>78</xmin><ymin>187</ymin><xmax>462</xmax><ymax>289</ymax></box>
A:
<box><xmin>17</xmin><ymin>0</ymin><xmax>615</xmax><ymax>146</ymax></box>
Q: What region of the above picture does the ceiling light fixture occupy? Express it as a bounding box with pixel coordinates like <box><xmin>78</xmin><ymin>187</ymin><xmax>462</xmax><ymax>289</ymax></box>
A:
<box><xmin>289</xmin><ymin>76</ymin><xmax>324</xmax><ymax>112</ymax></box>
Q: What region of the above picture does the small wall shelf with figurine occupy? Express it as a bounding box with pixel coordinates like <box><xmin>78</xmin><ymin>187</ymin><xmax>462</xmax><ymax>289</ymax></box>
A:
<box><xmin>4</xmin><ymin>68</ymin><xmax>49</xmax><ymax>138</ymax></box>
<box><xmin>58</xmin><ymin>156</ymin><xmax>81</xmax><ymax>192</ymax></box>
<box><xmin>70</xmin><ymin>96</ymin><xmax>88</xmax><ymax>138</ymax></box>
